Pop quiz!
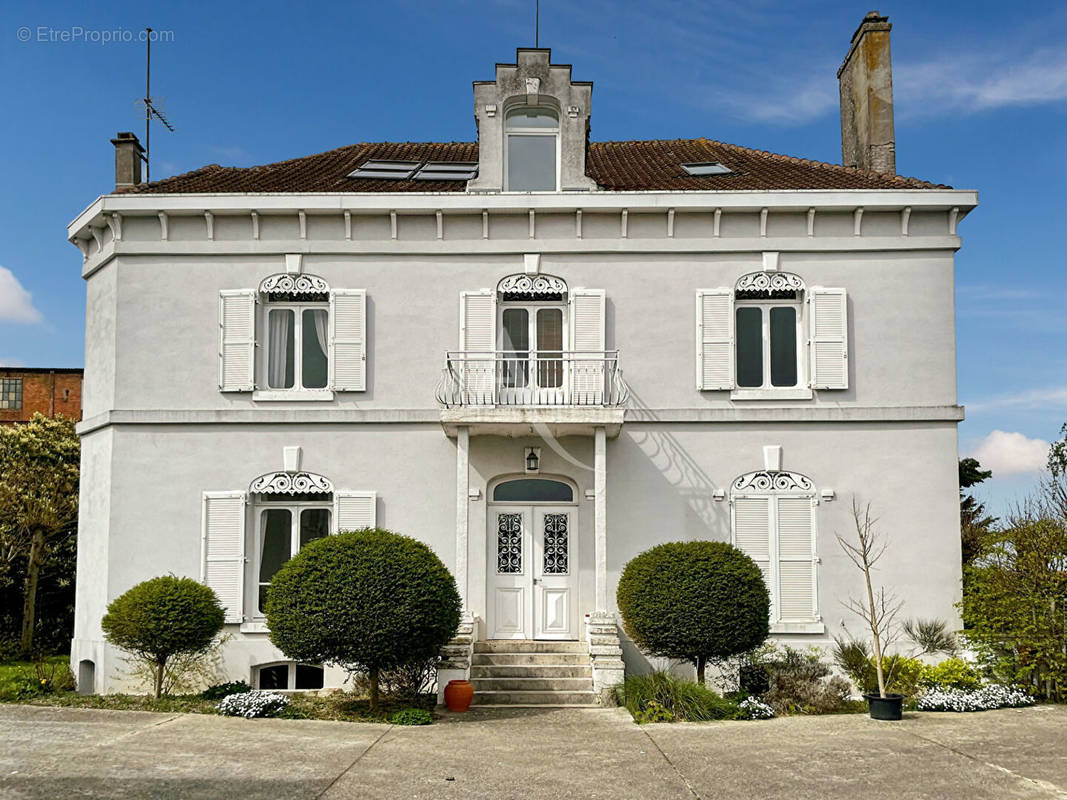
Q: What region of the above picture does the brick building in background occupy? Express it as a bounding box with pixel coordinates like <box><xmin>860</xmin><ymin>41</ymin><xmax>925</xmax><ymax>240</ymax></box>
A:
<box><xmin>0</xmin><ymin>368</ymin><xmax>83</xmax><ymax>424</ymax></box>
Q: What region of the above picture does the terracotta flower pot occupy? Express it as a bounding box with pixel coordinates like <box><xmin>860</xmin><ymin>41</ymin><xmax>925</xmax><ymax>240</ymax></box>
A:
<box><xmin>444</xmin><ymin>679</ymin><xmax>474</xmax><ymax>712</ymax></box>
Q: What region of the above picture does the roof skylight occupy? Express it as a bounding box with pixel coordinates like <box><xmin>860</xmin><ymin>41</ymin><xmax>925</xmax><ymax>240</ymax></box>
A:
<box><xmin>682</xmin><ymin>162</ymin><xmax>734</xmax><ymax>176</ymax></box>
<box><xmin>347</xmin><ymin>160</ymin><xmax>478</xmax><ymax>181</ymax></box>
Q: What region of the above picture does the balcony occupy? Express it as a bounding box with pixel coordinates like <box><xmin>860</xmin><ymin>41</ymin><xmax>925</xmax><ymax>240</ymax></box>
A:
<box><xmin>435</xmin><ymin>351</ymin><xmax>628</xmax><ymax>438</ymax></box>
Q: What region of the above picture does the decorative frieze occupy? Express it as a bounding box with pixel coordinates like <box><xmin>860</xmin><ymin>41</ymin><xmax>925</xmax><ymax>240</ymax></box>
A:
<box><xmin>496</xmin><ymin>273</ymin><xmax>568</xmax><ymax>298</ymax></box>
<box><xmin>249</xmin><ymin>470</ymin><xmax>333</xmax><ymax>495</ymax></box>
<box><xmin>734</xmin><ymin>271</ymin><xmax>805</xmax><ymax>298</ymax></box>
<box><xmin>731</xmin><ymin>470</ymin><xmax>814</xmax><ymax>494</ymax></box>
<box><xmin>258</xmin><ymin>272</ymin><xmax>330</xmax><ymax>297</ymax></box>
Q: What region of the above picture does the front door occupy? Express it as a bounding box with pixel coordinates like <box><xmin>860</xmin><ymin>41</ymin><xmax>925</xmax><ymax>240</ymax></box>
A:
<box><xmin>487</xmin><ymin>505</ymin><xmax>577</xmax><ymax>639</ymax></box>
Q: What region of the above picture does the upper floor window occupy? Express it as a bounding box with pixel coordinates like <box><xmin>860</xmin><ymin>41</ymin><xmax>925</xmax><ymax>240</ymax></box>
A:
<box><xmin>505</xmin><ymin>107</ymin><xmax>559</xmax><ymax>191</ymax></box>
<box><xmin>696</xmin><ymin>272</ymin><xmax>848</xmax><ymax>395</ymax></box>
<box><xmin>218</xmin><ymin>273</ymin><xmax>366</xmax><ymax>396</ymax></box>
<box><xmin>0</xmin><ymin>378</ymin><xmax>22</xmax><ymax>410</ymax></box>
<box><xmin>735</xmin><ymin>302</ymin><xmax>800</xmax><ymax>389</ymax></box>
<box><xmin>266</xmin><ymin>303</ymin><xmax>329</xmax><ymax>390</ymax></box>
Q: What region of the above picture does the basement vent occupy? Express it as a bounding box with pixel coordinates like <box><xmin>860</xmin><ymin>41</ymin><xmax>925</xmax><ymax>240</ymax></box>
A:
<box><xmin>347</xmin><ymin>160</ymin><xmax>478</xmax><ymax>181</ymax></box>
<box><xmin>681</xmin><ymin>162</ymin><xmax>734</xmax><ymax>176</ymax></box>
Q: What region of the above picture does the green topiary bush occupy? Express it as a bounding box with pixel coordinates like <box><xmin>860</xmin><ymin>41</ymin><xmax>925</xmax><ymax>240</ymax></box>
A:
<box><xmin>265</xmin><ymin>529</ymin><xmax>461</xmax><ymax>713</ymax></box>
<box><xmin>617</xmin><ymin>541</ymin><xmax>770</xmax><ymax>681</ymax></box>
<box><xmin>101</xmin><ymin>576</ymin><xmax>224</xmax><ymax>698</ymax></box>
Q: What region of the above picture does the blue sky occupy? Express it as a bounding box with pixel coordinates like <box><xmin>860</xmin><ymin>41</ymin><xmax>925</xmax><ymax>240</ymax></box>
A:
<box><xmin>1</xmin><ymin>0</ymin><xmax>1065</xmax><ymax>516</ymax></box>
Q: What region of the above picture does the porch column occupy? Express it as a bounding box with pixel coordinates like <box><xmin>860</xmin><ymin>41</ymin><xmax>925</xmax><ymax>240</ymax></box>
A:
<box><xmin>594</xmin><ymin>425</ymin><xmax>607</xmax><ymax>611</ymax></box>
<box><xmin>455</xmin><ymin>425</ymin><xmax>470</xmax><ymax>608</ymax></box>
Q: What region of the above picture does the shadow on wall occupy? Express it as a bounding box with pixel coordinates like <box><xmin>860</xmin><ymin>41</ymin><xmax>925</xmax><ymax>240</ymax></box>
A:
<box><xmin>623</xmin><ymin>388</ymin><xmax>728</xmax><ymax>537</ymax></box>
<box><xmin>611</xmin><ymin>389</ymin><xmax>730</xmax><ymax>676</ymax></box>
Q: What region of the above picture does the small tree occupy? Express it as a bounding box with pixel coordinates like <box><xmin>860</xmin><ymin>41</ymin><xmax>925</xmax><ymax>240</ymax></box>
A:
<box><xmin>959</xmin><ymin>457</ymin><xmax>995</xmax><ymax>566</ymax></box>
<box><xmin>616</xmin><ymin>541</ymin><xmax>770</xmax><ymax>683</ymax></box>
<box><xmin>0</xmin><ymin>414</ymin><xmax>79</xmax><ymax>657</ymax></box>
<box><xmin>101</xmin><ymin>576</ymin><xmax>225</xmax><ymax>697</ymax></box>
<box><xmin>265</xmin><ymin>529</ymin><xmax>461</xmax><ymax>712</ymax></box>
<box><xmin>836</xmin><ymin>501</ymin><xmax>902</xmax><ymax>699</ymax></box>
<box><xmin>961</xmin><ymin>478</ymin><xmax>1067</xmax><ymax>701</ymax></box>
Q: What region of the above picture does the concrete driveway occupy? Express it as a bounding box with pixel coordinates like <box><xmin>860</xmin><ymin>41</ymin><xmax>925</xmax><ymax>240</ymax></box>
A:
<box><xmin>1</xmin><ymin>703</ymin><xmax>1065</xmax><ymax>799</ymax></box>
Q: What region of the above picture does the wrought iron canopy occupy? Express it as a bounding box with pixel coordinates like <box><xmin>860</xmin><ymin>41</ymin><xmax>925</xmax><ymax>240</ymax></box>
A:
<box><xmin>496</xmin><ymin>273</ymin><xmax>568</xmax><ymax>299</ymax></box>
<box><xmin>734</xmin><ymin>271</ymin><xmax>805</xmax><ymax>299</ymax></box>
<box><xmin>249</xmin><ymin>470</ymin><xmax>334</xmax><ymax>495</ymax></box>
<box><xmin>732</xmin><ymin>470</ymin><xmax>814</xmax><ymax>494</ymax></box>
<box><xmin>258</xmin><ymin>273</ymin><xmax>331</xmax><ymax>298</ymax></box>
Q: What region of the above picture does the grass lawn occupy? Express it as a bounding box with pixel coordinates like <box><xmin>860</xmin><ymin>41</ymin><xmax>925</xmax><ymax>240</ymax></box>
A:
<box><xmin>0</xmin><ymin>656</ymin><xmax>435</xmax><ymax>722</ymax></box>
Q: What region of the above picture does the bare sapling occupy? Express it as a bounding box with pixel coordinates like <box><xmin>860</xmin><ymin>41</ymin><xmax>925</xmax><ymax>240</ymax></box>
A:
<box><xmin>837</xmin><ymin>500</ymin><xmax>902</xmax><ymax>698</ymax></box>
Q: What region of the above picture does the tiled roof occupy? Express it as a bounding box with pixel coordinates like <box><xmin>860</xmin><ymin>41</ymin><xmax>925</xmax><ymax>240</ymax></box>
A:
<box><xmin>125</xmin><ymin>138</ymin><xmax>946</xmax><ymax>194</ymax></box>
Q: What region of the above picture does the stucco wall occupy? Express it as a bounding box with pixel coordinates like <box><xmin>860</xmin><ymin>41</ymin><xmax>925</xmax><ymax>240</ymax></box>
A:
<box><xmin>99</xmin><ymin>239</ymin><xmax>957</xmax><ymax>412</ymax></box>
<box><xmin>72</xmin><ymin>420</ymin><xmax>960</xmax><ymax>691</ymax></box>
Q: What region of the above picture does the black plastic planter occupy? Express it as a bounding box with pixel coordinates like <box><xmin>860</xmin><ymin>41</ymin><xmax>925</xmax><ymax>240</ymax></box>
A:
<box><xmin>864</xmin><ymin>693</ymin><xmax>904</xmax><ymax>720</ymax></box>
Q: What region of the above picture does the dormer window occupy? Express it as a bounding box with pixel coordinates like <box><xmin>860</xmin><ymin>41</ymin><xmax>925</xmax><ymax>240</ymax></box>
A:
<box><xmin>505</xmin><ymin>107</ymin><xmax>559</xmax><ymax>191</ymax></box>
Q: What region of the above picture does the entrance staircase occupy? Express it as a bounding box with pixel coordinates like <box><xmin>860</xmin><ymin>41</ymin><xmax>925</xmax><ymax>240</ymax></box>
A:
<box><xmin>469</xmin><ymin>640</ymin><xmax>598</xmax><ymax>707</ymax></box>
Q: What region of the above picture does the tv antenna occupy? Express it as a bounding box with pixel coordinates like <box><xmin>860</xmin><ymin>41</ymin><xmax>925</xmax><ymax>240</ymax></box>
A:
<box><xmin>535</xmin><ymin>0</ymin><xmax>539</xmax><ymax>47</ymax></box>
<box><xmin>139</xmin><ymin>27</ymin><xmax>174</xmax><ymax>183</ymax></box>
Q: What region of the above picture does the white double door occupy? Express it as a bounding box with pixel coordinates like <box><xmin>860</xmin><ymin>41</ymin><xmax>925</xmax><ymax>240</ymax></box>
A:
<box><xmin>487</xmin><ymin>505</ymin><xmax>577</xmax><ymax>640</ymax></box>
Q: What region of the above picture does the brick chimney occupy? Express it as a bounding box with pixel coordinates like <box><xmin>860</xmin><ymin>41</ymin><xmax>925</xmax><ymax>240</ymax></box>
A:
<box><xmin>110</xmin><ymin>132</ymin><xmax>144</xmax><ymax>190</ymax></box>
<box><xmin>837</xmin><ymin>11</ymin><xmax>895</xmax><ymax>174</ymax></box>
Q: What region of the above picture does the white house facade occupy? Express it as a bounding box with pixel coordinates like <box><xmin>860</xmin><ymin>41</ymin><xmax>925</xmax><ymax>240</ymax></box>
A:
<box><xmin>68</xmin><ymin>14</ymin><xmax>976</xmax><ymax>702</ymax></box>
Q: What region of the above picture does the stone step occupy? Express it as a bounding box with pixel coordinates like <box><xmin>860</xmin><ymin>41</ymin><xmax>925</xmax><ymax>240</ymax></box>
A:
<box><xmin>470</xmin><ymin>677</ymin><xmax>593</xmax><ymax>691</ymax></box>
<box><xmin>471</xmin><ymin>652</ymin><xmax>590</xmax><ymax>666</ymax></box>
<box><xmin>471</xmin><ymin>690</ymin><xmax>598</xmax><ymax>706</ymax></box>
<box><xmin>473</xmin><ymin>640</ymin><xmax>588</xmax><ymax>654</ymax></box>
<box><xmin>469</xmin><ymin>664</ymin><xmax>592</xmax><ymax>679</ymax></box>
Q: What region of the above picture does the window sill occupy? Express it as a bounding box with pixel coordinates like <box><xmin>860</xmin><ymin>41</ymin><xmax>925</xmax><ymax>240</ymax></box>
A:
<box><xmin>240</xmin><ymin>621</ymin><xmax>270</xmax><ymax>634</ymax></box>
<box><xmin>770</xmin><ymin>620</ymin><xmax>825</xmax><ymax>635</ymax></box>
<box><xmin>730</xmin><ymin>388</ymin><xmax>813</xmax><ymax>401</ymax></box>
<box><xmin>252</xmin><ymin>390</ymin><xmax>334</xmax><ymax>402</ymax></box>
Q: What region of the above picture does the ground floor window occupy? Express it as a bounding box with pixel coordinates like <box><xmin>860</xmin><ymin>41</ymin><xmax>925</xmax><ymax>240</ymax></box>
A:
<box><xmin>255</xmin><ymin>662</ymin><xmax>324</xmax><ymax>690</ymax></box>
<box><xmin>255</xmin><ymin>496</ymin><xmax>332</xmax><ymax>613</ymax></box>
<box><xmin>731</xmin><ymin>471</ymin><xmax>818</xmax><ymax>625</ymax></box>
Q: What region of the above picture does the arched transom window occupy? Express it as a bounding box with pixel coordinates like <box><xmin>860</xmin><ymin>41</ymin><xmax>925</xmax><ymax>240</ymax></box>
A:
<box><xmin>505</xmin><ymin>106</ymin><xmax>559</xmax><ymax>191</ymax></box>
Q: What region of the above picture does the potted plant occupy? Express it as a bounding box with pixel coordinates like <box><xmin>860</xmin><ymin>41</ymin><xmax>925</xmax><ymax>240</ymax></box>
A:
<box><xmin>837</xmin><ymin>501</ymin><xmax>904</xmax><ymax>720</ymax></box>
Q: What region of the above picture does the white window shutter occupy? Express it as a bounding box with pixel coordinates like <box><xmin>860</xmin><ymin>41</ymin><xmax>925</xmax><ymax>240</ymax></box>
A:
<box><xmin>459</xmin><ymin>290</ymin><xmax>496</xmax><ymax>402</ymax></box>
<box><xmin>809</xmin><ymin>288</ymin><xmax>848</xmax><ymax>390</ymax></box>
<box><xmin>732</xmin><ymin>496</ymin><xmax>773</xmax><ymax>616</ymax></box>
<box><xmin>218</xmin><ymin>290</ymin><xmax>256</xmax><ymax>391</ymax></box>
<box><xmin>696</xmin><ymin>289</ymin><xmax>734</xmax><ymax>390</ymax></box>
<box><xmin>334</xmin><ymin>490</ymin><xmax>377</xmax><ymax>533</ymax></box>
<box><xmin>570</xmin><ymin>289</ymin><xmax>606</xmax><ymax>404</ymax></box>
<box><xmin>201</xmin><ymin>492</ymin><xmax>246</xmax><ymax>623</ymax></box>
<box><xmin>329</xmin><ymin>289</ymin><xmax>367</xmax><ymax>391</ymax></box>
<box><xmin>776</xmin><ymin>496</ymin><xmax>817</xmax><ymax>621</ymax></box>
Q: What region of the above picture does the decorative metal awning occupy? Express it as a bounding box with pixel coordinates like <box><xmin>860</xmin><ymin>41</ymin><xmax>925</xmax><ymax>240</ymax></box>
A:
<box><xmin>258</xmin><ymin>273</ymin><xmax>331</xmax><ymax>299</ymax></box>
<box><xmin>732</xmin><ymin>470</ymin><xmax>814</xmax><ymax>494</ymax></box>
<box><xmin>249</xmin><ymin>471</ymin><xmax>334</xmax><ymax>495</ymax></box>
<box><xmin>734</xmin><ymin>271</ymin><xmax>805</xmax><ymax>300</ymax></box>
<box><xmin>496</xmin><ymin>273</ymin><xmax>568</xmax><ymax>300</ymax></box>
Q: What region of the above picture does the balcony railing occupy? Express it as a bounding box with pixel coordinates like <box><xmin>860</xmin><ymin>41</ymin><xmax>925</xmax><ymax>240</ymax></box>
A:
<box><xmin>435</xmin><ymin>351</ymin><xmax>628</xmax><ymax>408</ymax></box>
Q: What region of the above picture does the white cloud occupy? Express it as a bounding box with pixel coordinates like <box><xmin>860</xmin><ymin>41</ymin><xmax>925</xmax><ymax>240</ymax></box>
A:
<box><xmin>0</xmin><ymin>357</ymin><xmax>25</xmax><ymax>367</ymax></box>
<box><xmin>896</xmin><ymin>48</ymin><xmax>1067</xmax><ymax>115</ymax></box>
<box><xmin>0</xmin><ymin>265</ymin><xmax>43</xmax><ymax>324</ymax></box>
<box><xmin>969</xmin><ymin>430</ymin><xmax>1050</xmax><ymax>476</ymax></box>
<box><xmin>967</xmin><ymin>387</ymin><xmax>1067</xmax><ymax>413</ymax></box>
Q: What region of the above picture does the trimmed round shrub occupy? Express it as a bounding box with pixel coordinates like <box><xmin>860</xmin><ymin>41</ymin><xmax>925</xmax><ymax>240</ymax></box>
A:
<box><xmin>101</xmin><ymin>576</ymin><xmax>224</xmax><ymax>697</ymax></box>
<box><xmin>617</xmin><ymin>541</ymin><xmax>770</xmax><ymax>680</ymax></box>
<box><xmin>265</xmin><ymin>528</ymin><xmax>462</xmax><ymax>712</ymax></box>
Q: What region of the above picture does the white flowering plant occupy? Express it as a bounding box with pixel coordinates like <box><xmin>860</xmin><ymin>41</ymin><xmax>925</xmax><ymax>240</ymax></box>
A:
<box><xmin>917</xmin><ymin>684</ymin><xmax>1034</xmax><ymax>712</ymax></box>
<box><xmin>738</xmin><ymin>696</ymin><xmax>775</xmax><ymax>719</ymax></box>
<box><xmin>217</xmin><ymin>690</ymin><xmax>291</xmax><ymax>718</ymax></box>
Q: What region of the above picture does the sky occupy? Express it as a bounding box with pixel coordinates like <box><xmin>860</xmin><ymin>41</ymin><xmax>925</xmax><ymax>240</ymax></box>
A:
<box><xmin>1</xmin><ymin>0</ymin><xmax>1065</xmax><ymax>517</ymax></box>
